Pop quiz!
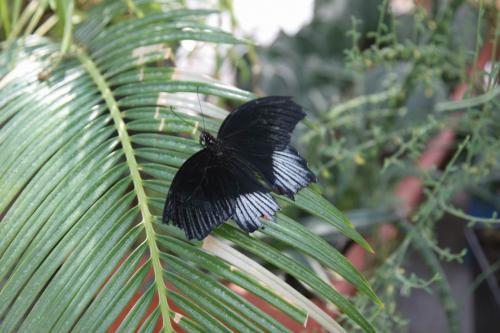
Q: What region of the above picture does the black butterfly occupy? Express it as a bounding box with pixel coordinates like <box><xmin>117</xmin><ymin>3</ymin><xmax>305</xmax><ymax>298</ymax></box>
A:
<box><xmin>162</xmin><ymin>96</ymin><xmax>316</xmax><ymax>240</ymax></box>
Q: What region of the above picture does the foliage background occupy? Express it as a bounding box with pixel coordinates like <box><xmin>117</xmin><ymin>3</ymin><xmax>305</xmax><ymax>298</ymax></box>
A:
<box><xmin>0</xmin><ymin>0</ymin><xmax>499</xmax><ymax>332</ymax></box>
<box><xmin>245</xmin><ymin>0</ymin><xmax>499</xmax><ymax>332</ymax></box>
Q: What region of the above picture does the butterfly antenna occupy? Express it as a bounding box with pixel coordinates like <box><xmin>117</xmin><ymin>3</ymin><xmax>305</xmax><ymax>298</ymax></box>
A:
<box><xmin>169</xmin><ymin>105</ymin><xmax>194</xmax><ymax>128</ymax></box>
<box><xmin>196</xmin><ymin>86</ymin><xmax>207</xmax><ymax>133</ymax></box>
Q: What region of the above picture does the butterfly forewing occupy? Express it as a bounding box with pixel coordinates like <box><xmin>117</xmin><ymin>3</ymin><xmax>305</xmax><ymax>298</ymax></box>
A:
<box><xmin>218</xmin><ymin>96</ymin><xmax>305</xmax><ymax>152</ymax></box>
<box><xmin>247</xmin><ymin>145</ymin><xmax>316</xmax><ymax>198</ymax></box>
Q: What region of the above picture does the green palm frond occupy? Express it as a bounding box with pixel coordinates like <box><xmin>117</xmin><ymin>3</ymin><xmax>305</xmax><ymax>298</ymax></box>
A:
<box><xmin>0</xmin><ymin>1</ymin><xmax>380</xmax><ymax>332</ymax></box>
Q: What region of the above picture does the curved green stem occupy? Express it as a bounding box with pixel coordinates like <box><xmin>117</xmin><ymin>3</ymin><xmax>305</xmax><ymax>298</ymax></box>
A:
<box><xmin>75</xmin><ymin>47</ymin><xmax>173</xmax><ymax>333</ymax></box>
<box><xmin>59</xmin><ymin>0</ymin><xmax>74</xmax><ymax>53</ymax></box>
<box><xmin>436</xmin><ymin>86</ymin><xmax>500</xmax><ymax>112</ymax></box>
<box><xmin>326</xmin><ymin>87</ymin><xmax>399</xmax><ymax>121</ymax></box>
<box><xmin>412</xmin><ymin>231</ymin><xmax>461</xmax><ymax>333</ymax></box>
<box><xmin>439</xmin><ymin>201</ymin><xmax>500</xmax><ymax>224</ymax></box>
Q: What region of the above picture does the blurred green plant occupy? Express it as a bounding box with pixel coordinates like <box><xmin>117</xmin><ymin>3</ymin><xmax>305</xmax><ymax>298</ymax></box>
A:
<box><xmin>248</xmin><ymin>0</ymin><xmax>499</xmax><ymax>332</ymax></box>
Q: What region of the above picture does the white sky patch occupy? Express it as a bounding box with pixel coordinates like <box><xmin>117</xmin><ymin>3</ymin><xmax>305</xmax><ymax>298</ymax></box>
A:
<box><xmin>177</xmin><ymin>0</ymin><xmax>314</xmax><ymax>81</ymax></box>
<box><xmin>233</xmin><ymin>0</ymin><xmax>314</xmax><ymax>46</ymax></box>
<box><xmin>391</xmin><ymin>0</ymin><xmax>416</xmax><ymax>15</ymax></box>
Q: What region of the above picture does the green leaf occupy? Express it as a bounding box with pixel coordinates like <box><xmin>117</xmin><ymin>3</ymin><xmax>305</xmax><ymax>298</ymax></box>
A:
<box><xmin>169</xmin><ymin>291</ymin><xmax>231</xmax><ymax>333</ymax></box>
<box><xmin>162</xmin><ymin>252</ymin><xmax>291</xmax><ymax>333</ymax></box>
<box><xmin>116</xmin><ymin>285</ymin><xmax>155</xmax><ymax>333</ymax></box>
<box><xmin>216</xmin><ymin>226</ymin><xmax>376</xmax><ymax>333</ymax></box>
<box><xmin>263</xmin><ymin>213</ymin><xmax>380</xmax><ymax>305</ymax></box>
<box><xmin>157</xmin><ymin>234</ymin><xmax>308</xmax><ymax>325</ymax></box>
<box><xmin>281</xmin><ymin>187</ymin><xmax>374</xmax><ymax>252</ymax></box>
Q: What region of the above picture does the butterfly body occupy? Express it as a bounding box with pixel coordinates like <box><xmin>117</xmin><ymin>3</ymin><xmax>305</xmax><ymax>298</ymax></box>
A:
<box><xmin>200</xmin><ymin>131</ymin><xmax>227</xmax><ymax>161</ymax></box>
<box><xmin>199</xmin><ymin>131</ymin><xmax>217</xmax><ymax>147</ymax></box>
<box><xmin>163</xmin><ymin>96</ymin><xmax>316</xmax><ymax>240</ymax></box>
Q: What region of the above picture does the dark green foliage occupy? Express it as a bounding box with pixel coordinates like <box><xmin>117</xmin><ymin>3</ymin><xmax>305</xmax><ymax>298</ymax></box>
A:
<box><xmin>243</xmin><ymin>1</ymin><xmax>499</xmax><ymax>332</ymax></box>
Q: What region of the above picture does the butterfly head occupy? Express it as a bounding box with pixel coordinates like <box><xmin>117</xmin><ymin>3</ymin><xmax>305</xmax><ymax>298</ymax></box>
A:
<box><xmin>200</xmin><ymin>131</ymin><xmax>216</xmax><ymax>147</ymax></box>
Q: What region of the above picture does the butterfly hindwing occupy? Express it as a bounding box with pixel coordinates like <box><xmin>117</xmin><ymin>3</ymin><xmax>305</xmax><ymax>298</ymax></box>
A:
<box><xmin>227</xmin><ymin>157</ymin><xmax>280</xmax><ymax>232</ymax></box>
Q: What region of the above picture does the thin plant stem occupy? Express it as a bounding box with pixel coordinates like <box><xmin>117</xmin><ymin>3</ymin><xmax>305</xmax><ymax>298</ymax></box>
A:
<box><xmin>24</xmin><ymin>0</ymin><xmax>50</xmax><ymax>37</ymax></box>
<box><xmin>327</xmin><ymin>87</ymin><xmax>400</xmax><ymax>121</ymax></box>
<box><xmin>11</xmin><ymin>0</ymin><xmax>22</xmax><ymax>27</ymax></box>
<box><xmin>0</xmin><ymin>0</ymin><xmax>10</xmax><ymax>36</ymax></box>
<box><xmin>375</xmin><ymin>0</ymin><xmax>389</xmax><ymax>46</ymax></box>
<box><xmin>60</xmin><ymin>0</ymin><xmax>74</xmax><ymax>53</ymax></box>
<box><xmin>412</xmin><ymin>230</ymin><xmax>461</xmax><ymax>333</ymax></box>
<box><xmin>439</xmin><ymin>201</ymin><xmax>500</xmax><ymax>224</ymax></box>
<box><xmin>388</xmin><ymin>136</ymin><xmax>471</xmax><ymax>268</ymax></box>
<box><xmin>34</xmin><ymin>14</ymin><xmax>57</xmax><ymax>36</ymax></box>
<box><xmin>466</xmin><ymin>259</ymin><xmax>500</xmax><ymax>296</ymax></box>
<box><xmin>436</xmin><ymin>86</ymin><xmax>500</xmax><ymax>112</ymax></box>
<box><xmin>470</xmin><ymin>0</ymin><xmax>484</xmax><ymax>88</ymax></box>
<box><xmin>7</xmin><ymin>0</ymin><xmax>38</xmax><ymax>42</ymax></box>
<box><xmin>323</xmin><ymin>85</ymin><xmax>498</xmax><ymax>130</ymax></box>
<box><xmin>487</xmin><ymin>11</ymin><xmax>500</xmax><ymax>90</ymax></box>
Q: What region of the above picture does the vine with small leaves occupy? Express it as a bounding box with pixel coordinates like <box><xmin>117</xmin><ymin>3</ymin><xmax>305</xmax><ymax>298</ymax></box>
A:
<box><xmin>302</xmin><ymin>2</ymin><xmax>499</xmax><ymax>332</ymax></box>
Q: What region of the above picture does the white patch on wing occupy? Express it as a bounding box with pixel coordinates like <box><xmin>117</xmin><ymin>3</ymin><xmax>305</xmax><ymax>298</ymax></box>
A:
<box><xmin>271</xmin><ymin>147</ymin><xmax>315</xmax><ymax>195</ymax></box>
<box><xmin>233</xmin><ymin>191</ymin><xmax>279</xmax><ymax>232</ymax></box>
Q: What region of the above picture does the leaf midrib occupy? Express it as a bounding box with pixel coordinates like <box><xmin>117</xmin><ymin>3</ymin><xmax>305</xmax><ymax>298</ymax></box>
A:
<box><xmin>75</xmin><ymin>46</ymin><xmax>173</xmax><ymax>333</ymax></box>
